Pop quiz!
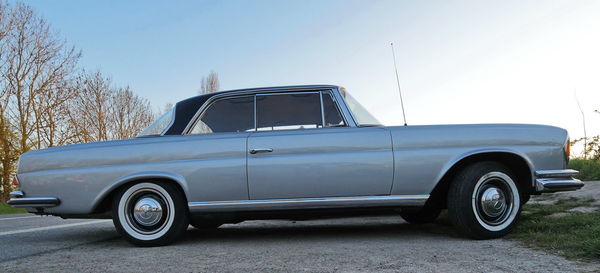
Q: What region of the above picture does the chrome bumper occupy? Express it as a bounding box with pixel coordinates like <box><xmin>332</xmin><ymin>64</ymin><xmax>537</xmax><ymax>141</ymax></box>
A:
<box><xmin>7</xmin><ymin>191</ymin><xmax>60</xmax><ymax>208</ymax></box>
<box><xmin>535</xmin><ymin>170</ymin><xmax>584</xmax><ymax>193</ymax></box>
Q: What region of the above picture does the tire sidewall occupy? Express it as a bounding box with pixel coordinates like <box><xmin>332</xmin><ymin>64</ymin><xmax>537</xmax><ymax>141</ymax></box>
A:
<box><xmin>449</xmin><ymin>162</ymin><xmax>522</xmax><ymax>239</ymax></box>
<box><xmin>112</xmin><ymin>181</ymin><xmax>189</xmax><ymax>246</ymax></box>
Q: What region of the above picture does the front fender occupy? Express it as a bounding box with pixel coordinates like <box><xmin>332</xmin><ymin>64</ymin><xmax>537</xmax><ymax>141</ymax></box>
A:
<box><xmin>434</xmin><ymin>148</ymin><xmax>535</xmax><ymax>188</ymax></box>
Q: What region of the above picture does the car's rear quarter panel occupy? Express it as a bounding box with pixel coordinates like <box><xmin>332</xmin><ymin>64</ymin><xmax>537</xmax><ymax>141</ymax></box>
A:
<box><xmin>18</xmin><ymin>134</ymin><xmax>249</xmax><ymax>214</ymax></box>
<box><xmin>388</xmin><ymin>124</ymin><xmax>568</xmax><ymax>195</ymax></box>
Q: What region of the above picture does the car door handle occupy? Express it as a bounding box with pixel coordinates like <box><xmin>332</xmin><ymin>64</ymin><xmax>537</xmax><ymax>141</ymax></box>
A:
<box><xmin>249</xmin><ymin>148</ymin><xmax>273</xmax><ymax>154</ymax></box>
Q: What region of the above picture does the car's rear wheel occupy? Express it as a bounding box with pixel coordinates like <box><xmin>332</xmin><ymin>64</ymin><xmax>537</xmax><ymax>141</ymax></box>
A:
<box><xmin>447</xmin><ymin>161</ymin><xmax>521</xmax><ymax>239</ymax></box>
<box><xmin>112</xmin><ymin>182</ymin><xmax>189</xmax><ymax>246</ymax></box>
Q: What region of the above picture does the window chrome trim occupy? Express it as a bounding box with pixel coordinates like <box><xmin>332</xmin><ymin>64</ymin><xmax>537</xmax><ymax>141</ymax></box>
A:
<box><xmin>183</xmin><ymin>88</ymin><xmax>357</xmax><ymax>135</ymax></box>
<box><xmin>322</xmin><ymin>89</ymin><xmax>350</xmax><ymax>128</ymax></box>
<box><xmin>319</xmin><ymin>91</ymin><xmax>326</xmax><ymax>127</ymax></box>
<box><xmin>188</xmin><ymin>194</ymin><xmax>429</xmax><ymax>212</ymax></box>
<box><xmin>185</xmin><ymin>95</ymin><xmax>254</xmax><ymax>135</ymax></box>
<box><xmin>331</xmin><ymin>87</ymin><xmax>358</xmax><ymax>127</ymax></box>
<box><xmin>253</xmin><ymin>95</ymin><xmax>257</xmax><ymax>132</ymax></box>
<box><xmin>254</xmin><ymin>91</ymin><xmax>320</xmax><ymax>131</ymax></box>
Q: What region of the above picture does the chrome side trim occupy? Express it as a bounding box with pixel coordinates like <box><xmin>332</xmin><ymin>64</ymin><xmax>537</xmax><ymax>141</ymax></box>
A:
<box><xmin>7</xmin><ymin>197</ymin><xmax>60</xmax><ymax>208</ymax></box>
<box><xmin>188</xmin><ymin>194</ymin><xmax>429</xmax><ymax>213</ymax></box>
<box><xmin>534</xmin><ymin>169</ymin><xmax>583</xmax><ymax>193</ymax></box>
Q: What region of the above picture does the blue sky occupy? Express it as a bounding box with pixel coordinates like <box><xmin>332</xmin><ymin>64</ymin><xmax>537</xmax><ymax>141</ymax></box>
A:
<box><xmin>24</xmin><ymin>0</ymin><xmax>600</xmax><ymax>155</ymax></box>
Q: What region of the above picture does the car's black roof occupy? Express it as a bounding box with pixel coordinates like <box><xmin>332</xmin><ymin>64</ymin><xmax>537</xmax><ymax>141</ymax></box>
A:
<box><xmin>164</xmin><ymin>85</ymin><xmax>340</xmax><ymax>135</ymax></box>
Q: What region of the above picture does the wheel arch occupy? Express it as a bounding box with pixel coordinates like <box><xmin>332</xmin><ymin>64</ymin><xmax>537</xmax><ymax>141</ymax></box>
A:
<box><xmin>427</xmin><ymin>149</ymin><xmax>534</xmax><ymax>209</ymax></box>
<box><xmin>91</xmin><ymin>171</ymin><xmax>189</xmax><ymax>214</ymax></box>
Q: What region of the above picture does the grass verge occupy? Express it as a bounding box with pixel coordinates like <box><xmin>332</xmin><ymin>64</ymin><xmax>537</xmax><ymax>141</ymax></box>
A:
<box><xmin>569</xmin><ymin>158</ymin><xmax>600</xmax><ymax>181</ymax></box>
<box><xmin>509</xmin><ymin>197</ymin><xmax>600</xmax><ymax>261</ymax></box>
<box><xmin>0</xmin><ymin>202</ymin><xmax>26</xmax><ymax>215</ymax></box>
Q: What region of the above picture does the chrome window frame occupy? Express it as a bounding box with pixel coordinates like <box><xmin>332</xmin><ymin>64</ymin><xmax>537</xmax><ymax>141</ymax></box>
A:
<box><xmin>185</xmin><ymin>95</ymin><xmax>255</xmax><ymax>135</ymax></box>
<box><xmin>254</xmin><ymin>91</ymin><xmax>321</xmax><ymax>131</ymax></box>
<box><xmin>323</xmin><ymin>89</ymin><xmax>353</xmax><ymax>127</ymax></box>
<box><xmin>331</xmin><ymin>87</ymin><xmax>358</xmax><ymax>127</ymax></box>
<box><xmin>182</xmin><ymin>88</ymin><xmax>355</xmax><ymax>135</ymax></box>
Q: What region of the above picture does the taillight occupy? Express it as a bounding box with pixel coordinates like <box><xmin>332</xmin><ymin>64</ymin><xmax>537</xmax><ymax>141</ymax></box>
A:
<box><xmin>12</xmin><ymin>176</ymin><xmax>19</xmax><ymax>186</ymax></box>
<box><xmin>565</xmin><ymin>138</ymin><xmax>571</xmax><ymax>158</ymax></box>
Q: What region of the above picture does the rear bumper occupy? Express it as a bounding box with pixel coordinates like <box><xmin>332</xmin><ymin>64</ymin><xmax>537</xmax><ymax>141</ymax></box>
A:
<box><xmin>535</xmin><ymin>169</ymin><xmax>584</xmax><ymax>193</ymax></box>
<box><xmin>7</xmin><ymin>191</ymin><xmax>60</xmax><ymax>208</ymax></box>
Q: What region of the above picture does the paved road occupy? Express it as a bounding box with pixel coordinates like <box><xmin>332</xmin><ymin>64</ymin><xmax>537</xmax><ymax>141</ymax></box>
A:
<box><xmin>0</xmin><ymin>214</ymin><xmax>598</xmax><ymax>273</ymax></box>
<box><xmin>0</xmin><ymin>214</ymin><xmax>116</xmax><ymax>262</ymax></box>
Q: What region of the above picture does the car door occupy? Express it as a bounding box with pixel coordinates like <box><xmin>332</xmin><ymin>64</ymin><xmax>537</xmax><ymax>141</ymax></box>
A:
<box><xmin>247</xmin><ymin>90</ymin><xmax>394</xmax><ymax>200</ymax></box>
<box><xmin>184</xmin><ymin>95</ymin><xmax>255</xmax><ymax>202</ymax></box>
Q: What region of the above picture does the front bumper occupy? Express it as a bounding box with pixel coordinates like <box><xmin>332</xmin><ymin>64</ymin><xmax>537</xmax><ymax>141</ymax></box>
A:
<box><xmin>535</xmin><ymin>169</ymin><xmax>584</xmax><ymax>193</ymax></box>
<box><xmin>7</xmin><ymin>191</ymin><xmax>60</xmax><ymax>208</ymax></box>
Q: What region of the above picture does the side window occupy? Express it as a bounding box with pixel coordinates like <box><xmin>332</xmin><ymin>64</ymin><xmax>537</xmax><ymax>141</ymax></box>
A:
<box><xmin>190</xmin><ymin>96</ymin><xmax>254</xmax><ymax>134</ymax></box>
<box><xmin>322</xmin><ymin>93</ymin><xmax>346</xmax><ymax>127</ymax></box>
<box><xmin>256</xmin><ymin>93</ymin><xmax>322</xmax><ymax>131</ymax></box>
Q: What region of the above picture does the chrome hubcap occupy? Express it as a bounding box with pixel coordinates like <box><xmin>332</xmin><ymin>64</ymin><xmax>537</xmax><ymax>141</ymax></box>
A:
<box><xmin>124</xmin><ymin>188</ymin><xmax>170</xmax><ymax>235</ymax></box>
<box><xmin>480</xmin><ymin>187</ymin><xmax>506</xmax><ymax>217</ymax></box>
<box><xmin>473</xmin><ymin>172</ymin><xmax>517</xmax><ymax>229</ymax></box>
<box><xmin>133</xmin><ymin>197</ymin><xmax>163</xmax><ymax>226</ymax></box>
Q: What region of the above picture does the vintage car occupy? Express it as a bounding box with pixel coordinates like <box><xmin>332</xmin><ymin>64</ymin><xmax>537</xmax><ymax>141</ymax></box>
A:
<box><xmin>9</xmin><ymin>85</ymin><xmax>583</xmax><ymax>246</ymax></box>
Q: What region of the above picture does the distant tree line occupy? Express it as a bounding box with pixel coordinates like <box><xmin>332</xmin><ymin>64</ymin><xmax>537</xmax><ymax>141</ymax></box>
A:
<box><xmin>0</xmin><ymin>2</ymin><xmax>155</xmax><ymax>201</ymax></box>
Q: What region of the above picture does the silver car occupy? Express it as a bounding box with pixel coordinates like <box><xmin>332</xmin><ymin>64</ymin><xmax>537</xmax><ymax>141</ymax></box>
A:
<box><xmin>8</xmin><ymin>85</ymin><xmax>583</xmax><ymax>246</ymax></box>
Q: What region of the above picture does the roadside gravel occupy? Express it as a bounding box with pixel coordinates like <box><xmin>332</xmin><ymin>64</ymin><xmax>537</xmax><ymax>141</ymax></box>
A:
<box><xmin>1</xmin><ymin>216</ymin><xmax>598</xmax><ymax>273</ymax></box>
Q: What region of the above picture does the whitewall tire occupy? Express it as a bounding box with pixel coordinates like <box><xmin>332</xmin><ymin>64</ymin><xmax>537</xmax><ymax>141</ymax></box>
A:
<box><xmin>112</xmin><ymin>182</ymin><xmax>189</xmax><ymax>246</ymax></box>
<box><xmin>448</xmin><ymin>162</ymin><xmax>522</xmax><ymax>239</ymax></box>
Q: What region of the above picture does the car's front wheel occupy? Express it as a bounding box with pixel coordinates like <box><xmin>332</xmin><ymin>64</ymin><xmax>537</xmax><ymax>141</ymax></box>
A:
<box><xmin>447</xmin><ymin>161</ymin><xmax>521</xmax><ymax>239</ymax></box>
<box><xmin>112</xmin><ymin>181</ymin><xmax>189</xmax><ymax>246</ymax></box>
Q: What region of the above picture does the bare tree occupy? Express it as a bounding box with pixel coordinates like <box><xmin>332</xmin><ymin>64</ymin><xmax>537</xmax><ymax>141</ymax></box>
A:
<box><xmin>199</xmin><ymin>70</ymin><xmax>219</xmax><ymax>94</ymax></box>
<box><xmin>67</xmin><ymin>71</ymin><xmax>113</xmax><ymax>143</ymax></box>
<box><xmin>109</xmin><ymin>87</ymin><xmax>154</xmax><ymax>140</ymax></box>
<box><xmin>35</xmin><ymin>80</ymin><xmax>78</xmax><ymax>147</ymax></box>
<box><xmin>67</xmin><ymin>70</ymin><xmax>155</xmax><ymax>142</ymax></box>
<box><xmin>0</xmin><ymin>2</ymin><xmax>80</xmax><ymax>201</ymax></box>
<box><xmin>0</xmin><ymin>2</ymin><xmax>157</xmax><ymax>201</ymax></box>
<box><xmin>3</xmin><ymin>3</ymin><xmax>80</xmax><ymax>152</ymax></box>
<box><xmin>0</xmin><ymin>2</ymin><xmax>14</xmax><ymax>201</ymax></box>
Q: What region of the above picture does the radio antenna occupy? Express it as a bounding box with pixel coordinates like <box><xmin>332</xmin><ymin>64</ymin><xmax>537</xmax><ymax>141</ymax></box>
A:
<box><xmin>390</xmin><ymin>42</ymin><xmax>408</xmax><ymax>126</ymax></box>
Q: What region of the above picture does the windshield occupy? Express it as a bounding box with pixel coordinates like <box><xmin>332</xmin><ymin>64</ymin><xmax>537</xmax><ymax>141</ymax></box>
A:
<box><xmin>341</xmin><ymin>89</ymin><xmax>381</xmax><ymax>126</ymax></box>
<box><xmin>138</xmin><ymin>107</ymin><xmax>175</xmax><ymax>136</ymax></box>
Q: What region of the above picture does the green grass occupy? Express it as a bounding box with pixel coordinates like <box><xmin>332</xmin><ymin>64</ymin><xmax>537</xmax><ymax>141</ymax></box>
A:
<box><xmin>0</xmin><ymin>202</ymin><xmax>26</xmax><ymax>215</ymax></box>
<box><xmin>509</xmin><ymin>197</ymin><xmax>600</xmax><ymax>261</ymax></box>
<box><xmin>569</xmin><ymin>158</ymin><xmax>600</xmax><ymax>181</ymax></box>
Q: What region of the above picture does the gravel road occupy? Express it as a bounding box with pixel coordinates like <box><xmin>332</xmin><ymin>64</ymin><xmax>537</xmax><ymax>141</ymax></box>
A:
<box><xmin>1</xmin><ymin>213</ymin><xmax>598</xmax><ymax>273</ymax></box>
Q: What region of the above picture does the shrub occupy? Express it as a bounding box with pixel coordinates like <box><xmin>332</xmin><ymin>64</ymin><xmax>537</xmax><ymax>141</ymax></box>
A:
<box><xmin>568</xmin><ymin>158</ymin><xmax>600</xmax><ymax>181</ymax></box>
